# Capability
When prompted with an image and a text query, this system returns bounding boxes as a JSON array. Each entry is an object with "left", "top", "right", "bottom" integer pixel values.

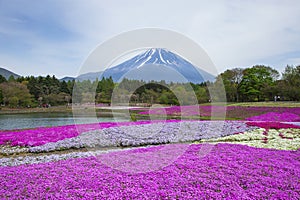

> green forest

[{"left": 0, "top": 65, "right": 299, "bottom": 108}]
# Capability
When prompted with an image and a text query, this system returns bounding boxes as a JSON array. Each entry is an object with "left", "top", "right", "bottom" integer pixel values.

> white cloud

[{"left": 186, "top": 1, "right": 300, "bottom": 72}]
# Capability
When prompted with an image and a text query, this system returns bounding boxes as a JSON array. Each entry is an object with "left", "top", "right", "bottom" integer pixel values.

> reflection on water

[{"left": 0, "top": 112, "right": 128, "bottom": 130}]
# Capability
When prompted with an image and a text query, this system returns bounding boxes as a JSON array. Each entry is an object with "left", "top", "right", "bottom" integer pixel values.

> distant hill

[
  {"left": 0, "top": 67, "right": 20, "bottom": 80},
  {"left": 76, "top": 71, "right": 103, "bottom": 81},
  {"left": 60, "top": 76, "right": 75, "bottom": 82}
]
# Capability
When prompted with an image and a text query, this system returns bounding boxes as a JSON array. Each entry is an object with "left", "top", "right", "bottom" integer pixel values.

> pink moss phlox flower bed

[
  {"left": 138, "top": 105, "right": 229, "bottom": 117},
  {"left": 246, "top": 121, "right": 300, "bottom": 130},
  {"left": 246, "top": 112, "right": 300, "bottom": 122},
  {"left": 0, "top": 120, "right": 179, "bottom": 147},
  {"left": 0, "top": 143, "right": 299, "bottom": 199},
  {"left": 138, "top": 105, "right": 300, "bottom": 120}
]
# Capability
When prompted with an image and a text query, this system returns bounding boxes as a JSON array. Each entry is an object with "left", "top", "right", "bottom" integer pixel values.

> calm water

[{"left": 0, "top": 113, "right": 128, "bottom": 130}]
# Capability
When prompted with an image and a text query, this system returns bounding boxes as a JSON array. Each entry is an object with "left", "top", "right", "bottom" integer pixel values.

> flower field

[
  {"left": 0, "top": 105, "right": 300, "bottom": 199},
  {"left": 0, "top": 120, "right": 163, "bottom": 147},
  {"left": 28, "top": 121, "right": 255, "bottom": 153},
  {"left": 1, "top": 144, "right": 299, "bottom": 199},
  {"left": 201, "top": 128, "right": 300, "bottom": 150},
  {"left": 138, "top": 105, "right": 300, "bottom": 120}
]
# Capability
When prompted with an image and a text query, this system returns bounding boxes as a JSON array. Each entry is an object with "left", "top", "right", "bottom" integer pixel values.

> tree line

[
  {"left": 214, "top": 65, "right": 299, "bottom": 102},
  {"left": 0, "top": 64, "right": 299, "bottom": 108},
  {"left": 0, "top": 75, "right": 74, "bottom": 107}
]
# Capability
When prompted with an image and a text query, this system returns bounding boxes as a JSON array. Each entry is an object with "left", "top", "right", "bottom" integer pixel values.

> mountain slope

[
  {"left": 100, "top": 48, "right": 215, "bottom": 83},
  {"left": 0, "top": 67, "right": 20, "bottom": 80},
  {"left": 60, "top": 76, "right": 75, "bottom": 82},
  {"left": 76, "top": 71, "right": 103, "bottom": 81}
]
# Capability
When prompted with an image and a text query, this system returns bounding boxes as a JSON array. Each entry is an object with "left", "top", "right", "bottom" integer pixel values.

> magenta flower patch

[
  {"left": 246, "top": 112, "right": 300, "bottom": 122},
  {"left": 0, "top": 143, "right": 299, "bottom": 199},
  {"left": 138, "top": 105, "right": 300, "bottom": 120},
  {"left": 246, "top": 121, "right": 300, "bottom": 130}
]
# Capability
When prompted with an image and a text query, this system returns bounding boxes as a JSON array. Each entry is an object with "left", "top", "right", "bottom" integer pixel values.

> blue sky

[{"left": 0, "top": 0, "right": 300, "bottom": 78}]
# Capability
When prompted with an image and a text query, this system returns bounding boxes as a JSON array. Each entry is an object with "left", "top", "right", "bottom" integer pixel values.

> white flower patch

[
  {"left": 28, "top": 121, "right": 256, "bottom": 153},
  {"left": 202, "top": 128, "right": 300, "bottom": 150}
]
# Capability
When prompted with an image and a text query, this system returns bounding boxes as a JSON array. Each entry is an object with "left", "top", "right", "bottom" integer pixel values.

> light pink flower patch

[{"left": 0, "top": 120, "right": 179, "bottom": 147}]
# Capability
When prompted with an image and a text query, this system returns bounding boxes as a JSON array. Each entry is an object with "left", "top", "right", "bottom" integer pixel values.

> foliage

[
  {"left": 215, "top": 68, "right": 243, "bottom": 102},
  {"left": 17, "top": 75, "right": 73, "bottom": 106},
  {"left": 0, "top": 64, "right": 299, "bottom": 106},
  {"left": 109, "top": 79, "right": 206, "bottom": 105},
  {"left": 0, "top": 75, "right": 6, "bottom": 84},
  {"left": 0, "top": 89, "right": 3, "bottom": 104},
  {"left": 96, "top": 77, "right": 114, "bottom": 103},
  {"left": 0, "top": 82, "right": 34, "bottom": 108},
  {"left": 8, "top": 75, "right": 15, "bottom": 82},
  {"left": 43, "top": 92, "right": 70, "bottom": 106},
  {"left": 281, "top": 65, "right": 300, "bottom": 101},
  {"left": 239, "top": 65, "right": 279, "bottom": 101}
]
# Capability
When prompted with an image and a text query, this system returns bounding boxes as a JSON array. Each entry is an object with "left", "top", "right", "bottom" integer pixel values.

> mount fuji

[{"left": 99, "top": 48, "right": 215, "bottom": 83}]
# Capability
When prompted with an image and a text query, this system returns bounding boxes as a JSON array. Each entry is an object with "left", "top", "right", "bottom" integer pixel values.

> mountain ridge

[
  {"left": 0, "top": 67, "right": 20, "bottom": 80},
  {"left": 100, "top": 48, "right": 215, "bottom": 83}
]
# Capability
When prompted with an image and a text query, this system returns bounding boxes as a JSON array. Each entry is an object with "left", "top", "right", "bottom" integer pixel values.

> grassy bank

[
  {"left": 225, "top": 101, "right": 300, "bottom": 107},
  {"left": 1, "top": 101, "right": 299, "bottom": 115},
  {"left": 0, "top": 106, "right": 72, "bottom": 114}
]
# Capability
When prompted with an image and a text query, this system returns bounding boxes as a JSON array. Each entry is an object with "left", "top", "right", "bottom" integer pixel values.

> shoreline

[
  {"left": 0, "top": 101, "right": 299, "bottom": 115},
  {"left": 0, "top": 106, "right": 73, "bottom": 115}
]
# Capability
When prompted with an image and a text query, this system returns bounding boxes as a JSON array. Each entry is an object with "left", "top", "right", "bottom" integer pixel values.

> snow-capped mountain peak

[{"left": 100, "top": 48, "right": 215, "bottom": 83}]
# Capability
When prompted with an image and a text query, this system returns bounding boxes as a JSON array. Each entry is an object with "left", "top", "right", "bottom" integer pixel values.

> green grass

[
  {"left": 0, "top": 106, "right": 72, "bottom": 114},
  {"left": 224, "top": 101, "right": 300, "bottom": 107}
]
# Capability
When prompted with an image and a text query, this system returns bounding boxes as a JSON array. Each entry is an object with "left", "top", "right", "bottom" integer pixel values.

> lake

[{"left": 0, "top": 112, "right": 129, "bottom": 130}]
